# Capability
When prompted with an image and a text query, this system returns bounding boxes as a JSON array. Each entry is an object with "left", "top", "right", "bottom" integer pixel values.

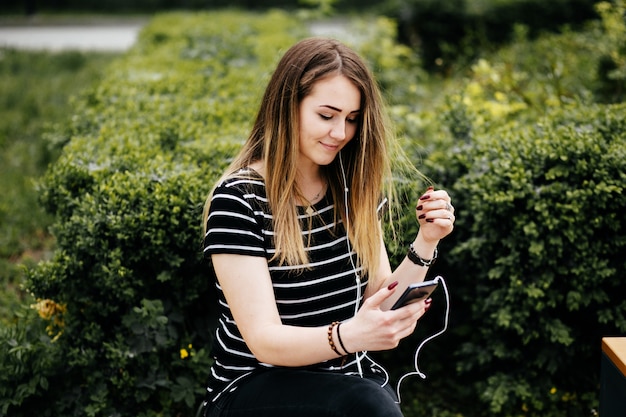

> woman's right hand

[{"left": 339, "top": 281, "right": 429, "bottom": 353}]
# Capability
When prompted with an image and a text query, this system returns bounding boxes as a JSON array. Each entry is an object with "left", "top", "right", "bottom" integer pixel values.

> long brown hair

[{"left": 203, "top": 37, "right": 395, "bottom": 284}]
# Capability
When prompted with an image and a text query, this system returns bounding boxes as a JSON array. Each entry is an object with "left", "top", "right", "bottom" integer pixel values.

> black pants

[{"left": 204, "top": 369, "right": 403, "bottom": 417}]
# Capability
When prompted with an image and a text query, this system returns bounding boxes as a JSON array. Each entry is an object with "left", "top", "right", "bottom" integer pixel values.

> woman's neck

[{"left": 297, "top": 165, "right": 325, "bottom": 198}]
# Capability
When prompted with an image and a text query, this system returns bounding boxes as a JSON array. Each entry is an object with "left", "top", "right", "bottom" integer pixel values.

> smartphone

[{"left": 390, "top": 276, "right": 440, "bottom": 310}]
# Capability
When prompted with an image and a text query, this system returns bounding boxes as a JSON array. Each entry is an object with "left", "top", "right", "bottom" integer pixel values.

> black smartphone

[{"left": 390, "top": 276, "right": 440, "bottom": 310}]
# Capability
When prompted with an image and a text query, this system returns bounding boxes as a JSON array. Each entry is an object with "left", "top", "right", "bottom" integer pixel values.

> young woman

[{"left": 201, "top": 37, "right": 455, "bottom": 417}]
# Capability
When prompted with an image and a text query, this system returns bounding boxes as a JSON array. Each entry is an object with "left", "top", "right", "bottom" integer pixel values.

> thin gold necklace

[{"left": 305, "top": 182, "right": 325, "bottom": 215}]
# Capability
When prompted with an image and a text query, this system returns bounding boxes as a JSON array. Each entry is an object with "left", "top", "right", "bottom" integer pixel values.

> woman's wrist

[
  {"left": 327, "top": 322, "right": 343, "bottom": 357},
  {"left": 408, "top": 243, "right": 437, "bottom": 267},
  {"left": 336, "top": 322, "right": 350, "bottom": 355},
  {"left": 327, "top": 321, "right": 353, "bottom": 357},
  {"left": 411, "top": 234, "right": 439, "bottom": 262},
  {"left": 335, "top": 319, "right": 357, "bottom": 355}
]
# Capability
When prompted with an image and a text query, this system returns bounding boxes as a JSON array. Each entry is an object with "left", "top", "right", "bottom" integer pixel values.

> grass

[{"left": 0, "top": 47, "right": 119, "bottom": 324}]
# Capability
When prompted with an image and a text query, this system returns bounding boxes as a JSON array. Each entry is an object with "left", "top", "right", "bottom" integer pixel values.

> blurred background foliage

[
  {"left": 0, "top": 48, "right": 117, "bottom": 323},
  {"left": 0, "top": 0, "right": 625, "bottom": 416}
]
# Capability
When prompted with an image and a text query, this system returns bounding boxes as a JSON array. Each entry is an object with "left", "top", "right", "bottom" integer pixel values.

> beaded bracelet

[
  {"left": 407, "top": 243, "right": 438, "bottom": 267},
  {"left": 336, "top": 322, "right": 350, "bottom": 355},
  {"left": 327, "top": 321, "right": 343, "bottom": 357}
]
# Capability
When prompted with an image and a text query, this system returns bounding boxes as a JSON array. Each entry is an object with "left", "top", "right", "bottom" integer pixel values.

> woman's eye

[{"left": 319, "top": 113, "right": 359, "bottom": 123}]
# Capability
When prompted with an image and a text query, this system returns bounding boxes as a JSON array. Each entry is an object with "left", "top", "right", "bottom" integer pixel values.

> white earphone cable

[
  {"left": 395, "top": 275, "right": 450, "bottom": 403},
  {"left": 338, "top": 152, "right": 450, "bottom": 392},
  {"left": 339, "top": 152, "right": 364, "bottom": 378}
]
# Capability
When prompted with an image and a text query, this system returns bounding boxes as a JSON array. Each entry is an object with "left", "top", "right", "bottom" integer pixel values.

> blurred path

[
  {"left": 0, "top": 20, "right": 146, "bottom": 51},
  {"left": 0, "top": 17, "right": 348, "bottom": 52}
]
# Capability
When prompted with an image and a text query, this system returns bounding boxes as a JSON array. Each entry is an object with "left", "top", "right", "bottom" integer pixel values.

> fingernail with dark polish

[
  {"left": 419, "top": 194, "right": 431, "bottom": 201},
  {"left": 425, "top": 298, "right": 432, "bottom": 304},
  {"left": 427, "top": 186, "right": 434, "bottom": 191},
  {"left": 426, "top": 218, "right": 434, "bottom": 223},
  {"left": 416, "top": 205, "right": 423, "bottom": 211},
  {"left": 418, "top": 214, "right": 426, "bottom": 219},
  {"left": 387, "top": 281, "right": 399, "bottom": 290}
]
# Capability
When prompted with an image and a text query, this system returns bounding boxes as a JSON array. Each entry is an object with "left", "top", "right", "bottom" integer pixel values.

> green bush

[
  {"left": 0, "top": 305, "right": 62, "bottom": 416},
  {"left": 403, "top": 5, "right": 626, "bottom": 414},
  {"left": 2, "top": 10, "right": 307, "bottom": 417},
  {"left": 382, "top": 5, "right": 626, "bottom": 416},
  {"left": 3, "top": 5, "right": 625, "bottom": 417},
  {"left": 431, "top": 101, "right": 626, "bottom": 416},
  {"left": 0, "top": 48, "right": 117, "bottom": 325}
]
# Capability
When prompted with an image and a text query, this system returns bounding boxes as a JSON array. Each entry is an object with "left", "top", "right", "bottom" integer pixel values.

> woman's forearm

[{"left": 245, "top": 323, "right": 345, "bottom": 367}]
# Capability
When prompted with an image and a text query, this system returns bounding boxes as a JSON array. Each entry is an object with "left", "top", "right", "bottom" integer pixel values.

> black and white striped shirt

[{"left": 202, "top": 169, "right": 384, "bottom": 402}]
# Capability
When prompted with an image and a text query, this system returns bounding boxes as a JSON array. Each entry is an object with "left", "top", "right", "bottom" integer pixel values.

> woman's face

[{"left": 298, "top": 75, "right": 361, "bottom": 170}]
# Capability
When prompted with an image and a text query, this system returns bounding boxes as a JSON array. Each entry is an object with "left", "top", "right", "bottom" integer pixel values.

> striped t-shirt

[{"left": 202, "top": 169, "right": 385, "bottom": 403}]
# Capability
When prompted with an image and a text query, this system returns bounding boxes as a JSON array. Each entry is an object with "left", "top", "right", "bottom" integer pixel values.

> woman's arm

[
  {"left": 368, "top": 187, "right": 455, "bottom": 310},
  {"left": 213, "top": 252, "right": 427, "bottom": 367},
  {"left": 213, "top": 253, "right": 331, "bottom": 366}
]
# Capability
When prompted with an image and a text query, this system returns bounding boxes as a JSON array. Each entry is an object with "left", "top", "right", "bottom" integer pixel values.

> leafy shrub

[
  {"left": 3, "top": 6, "right": 624, "bottom": 417},
  {"left": 383, "top": 5, "right": 626, "bottom": 416},
  {"left": 0, "top": 49, "right": 117, "bottom": 325},
  {"left": 431, "top": 101, "right": 626, "bottom": 416},
  {"left": 0, "top": 305, "right": 62, "bottom": 417},
  {"left": 2, "top": 10, "right": 307, "bottom": 417}
]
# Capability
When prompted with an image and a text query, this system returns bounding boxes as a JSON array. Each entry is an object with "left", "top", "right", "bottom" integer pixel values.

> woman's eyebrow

[{"left": 319, "top": 104, "right": 361, "bottom": 113}]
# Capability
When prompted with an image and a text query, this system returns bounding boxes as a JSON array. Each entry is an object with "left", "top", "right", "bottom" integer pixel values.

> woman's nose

[{"left": 330, "top": 119, "right": 347, "bottom": 140}]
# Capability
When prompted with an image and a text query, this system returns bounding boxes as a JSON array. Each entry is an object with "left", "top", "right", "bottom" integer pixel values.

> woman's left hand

[{"left": 415, "top": 186, "right": 455, "bottom": 243}]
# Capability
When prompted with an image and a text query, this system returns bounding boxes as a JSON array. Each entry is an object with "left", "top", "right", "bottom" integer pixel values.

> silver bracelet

[{"left": 407, "top": 243, "right": 437, "bottom": 267}]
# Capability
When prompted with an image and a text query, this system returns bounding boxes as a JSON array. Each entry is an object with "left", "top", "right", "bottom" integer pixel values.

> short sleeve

[{"left": 203, "top": 181, "right": 266, "bottom": 259}]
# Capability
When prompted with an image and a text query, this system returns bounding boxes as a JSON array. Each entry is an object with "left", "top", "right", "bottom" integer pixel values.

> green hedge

[
  {"left": 1, "top": 10, "right": 306, "bottom": 417},
  {"left": 2, "top": 4, "right": 625, "bottom": 417},
  {"left": 431, "top": 101, "right": 626, "bottom": 416},
  {"left": 395, "top": 4, "right": 626, "bottom": 414},
  {"left": 0, "top": 49, "right": 117, "bottom": 325}
]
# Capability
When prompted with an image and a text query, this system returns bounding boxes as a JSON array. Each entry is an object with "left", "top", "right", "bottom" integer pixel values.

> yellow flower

[
  {"left": 180, "top": 348, "right": 189, "bottom": 359},
  {"left": 31, "top": 299, "right": 64, "bottom": 320},
  {"left": 550, "top": 387, "right": 557, "bottom": 395},
  {"left": 31, "top": 299, "right": 67, "bottom": 340}
]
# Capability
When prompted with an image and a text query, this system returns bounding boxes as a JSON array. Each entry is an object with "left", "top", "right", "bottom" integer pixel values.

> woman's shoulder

[
  {"left": 217, "top": 168, "right": 265, "bottom": 191},
  {"left": 212, "top": 168, "right": 268, "bottom": 211}
]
